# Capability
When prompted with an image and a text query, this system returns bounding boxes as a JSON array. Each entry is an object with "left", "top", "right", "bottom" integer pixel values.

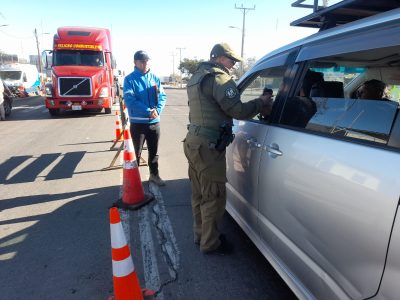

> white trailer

[{"left": 0, "top": 64, "right": 40, "bottom": 97}]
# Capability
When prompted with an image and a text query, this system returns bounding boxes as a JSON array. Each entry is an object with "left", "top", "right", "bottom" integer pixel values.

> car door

[
  {"left": 226, "top": 50, "right": 296, "bottom": 245},
  {"left": 257, "top": 47, "right": 400, "bottom": 299}
]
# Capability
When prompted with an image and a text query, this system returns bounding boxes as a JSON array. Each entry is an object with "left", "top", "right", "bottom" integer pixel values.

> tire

[
  {"left": 4, "top": 101, "right": 12, "bottom": 116},
  {"left": 104, "top": 107, "right": 112, "bottom": 114},
  {"left": 49, "top": 108, "right": 60, "bottom": 116}
]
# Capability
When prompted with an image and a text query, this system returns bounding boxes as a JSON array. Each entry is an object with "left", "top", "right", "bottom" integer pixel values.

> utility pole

[
  {"left": 34, "top": 28, "right": 42, "bottom": 74},
  {"left": 176, "top": 47, "right": 185, "bottom": 88},
  {"left": 235, "top": 4, "right": 255, "bottom": 76}
]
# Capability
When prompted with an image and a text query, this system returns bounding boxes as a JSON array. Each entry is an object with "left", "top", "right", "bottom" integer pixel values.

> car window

[
  {"left": 240, "top": 66, "right": 286, "bottom": 121},
  {"left": 279, "top": 46, "right": 400, "bottom": 148}
]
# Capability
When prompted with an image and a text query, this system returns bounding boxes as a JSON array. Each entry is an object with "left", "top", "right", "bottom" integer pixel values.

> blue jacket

[{"left": 123, "top": 67, "right": 167, "bottom": 124}]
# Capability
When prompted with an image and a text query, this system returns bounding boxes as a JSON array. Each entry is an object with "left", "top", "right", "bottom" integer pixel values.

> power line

[{"left": 0, "top": 29, "right": 34, "bottom": 40}]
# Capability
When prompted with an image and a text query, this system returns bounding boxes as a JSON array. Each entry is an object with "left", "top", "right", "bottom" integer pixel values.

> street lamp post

[
  {"left": 176, "top": 47, "right": 185, "bottom": 88},
  {"left": 170, "top": 52, "right": 176, "bottom": 84},
  {"left": 228, "top": 25, "right": 244, "bottom": 76},
  {"left": 0, "top": 25, "right": 9, "bottom": 65}
]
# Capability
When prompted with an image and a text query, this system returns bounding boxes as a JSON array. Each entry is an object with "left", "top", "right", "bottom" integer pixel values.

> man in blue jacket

[{"left": 123, "top": 50, "right": 167, "bottom": 186}]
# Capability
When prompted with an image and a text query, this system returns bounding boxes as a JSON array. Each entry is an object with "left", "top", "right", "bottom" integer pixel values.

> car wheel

[
  {"left": 49, "top": 108, "right": 60, "bottom": 116},
  {"left": 104, "top": 107, "right": 112, "bottom": 114},
  {"left": 4, "top": 101, "right": 12, "bottom": 116}
]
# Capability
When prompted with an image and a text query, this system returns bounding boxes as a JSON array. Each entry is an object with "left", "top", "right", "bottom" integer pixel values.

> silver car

[{"left": 226, "top": 2, "right": 400, "bottom": 300}]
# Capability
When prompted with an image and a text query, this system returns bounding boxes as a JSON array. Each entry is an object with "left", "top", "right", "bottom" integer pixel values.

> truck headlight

[
  {"left": 99, "top": 87, "right": 109, "bottom": 97},
  {"left": 45, "top": 84, "right": 53, "bottom": 96}
]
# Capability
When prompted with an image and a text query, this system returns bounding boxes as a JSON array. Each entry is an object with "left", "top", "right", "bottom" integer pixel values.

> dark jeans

[{"left": 130, "top": 122, "right": 160, "bottom": 176}]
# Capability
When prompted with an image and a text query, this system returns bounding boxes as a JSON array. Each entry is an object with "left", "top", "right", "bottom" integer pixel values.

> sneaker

[{"left": 149, "top": 174, "right": 166, "bottom": 186}]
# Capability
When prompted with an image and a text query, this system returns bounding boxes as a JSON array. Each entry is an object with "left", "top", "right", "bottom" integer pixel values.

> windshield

[
  {"left": 0, "top": 71, "right": 22, "bottom": 80},
  {"left": 53, "top": 50, "right": 104, "bottom": 67}
]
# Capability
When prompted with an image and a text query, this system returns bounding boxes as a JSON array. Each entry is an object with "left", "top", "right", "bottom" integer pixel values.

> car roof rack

[{"left": 291, "top": 0, "right": 400, "bottom": 31}]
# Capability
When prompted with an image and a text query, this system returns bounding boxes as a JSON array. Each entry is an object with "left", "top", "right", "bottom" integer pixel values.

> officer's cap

[
  {"left": 210, "top": 43, "right": 242, "bottom": 62},
  {"left": 134, "top": 50, "right": 150, "bottom": 61}
]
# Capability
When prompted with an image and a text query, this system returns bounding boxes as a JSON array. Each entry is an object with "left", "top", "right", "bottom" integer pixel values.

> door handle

[
  {"left": 246, "top": 137, "right": 261, "bottom": 148},
  {"left": 264, "top": 143, "right": 283, "bottom": 157}
]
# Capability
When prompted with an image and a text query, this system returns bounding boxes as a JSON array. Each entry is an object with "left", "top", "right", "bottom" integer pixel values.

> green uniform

[{"left": 183, "top": 61, "right": 263, "bottom": 252}]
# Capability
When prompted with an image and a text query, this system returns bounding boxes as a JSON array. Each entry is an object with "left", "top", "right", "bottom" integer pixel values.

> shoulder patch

[{"left": 225, "top": 87, "right": 237, "bottom": 99}]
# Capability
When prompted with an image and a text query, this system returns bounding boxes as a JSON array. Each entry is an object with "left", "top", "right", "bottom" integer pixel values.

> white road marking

[
  {"left": 149, "top": 183, "right": 181, "bottom": 275},
  {"left": 13, "top": 105, "right": 45, "bottom": 111},
  {"left": 138, "top": 206, "right": 163, "bottom": 299}
]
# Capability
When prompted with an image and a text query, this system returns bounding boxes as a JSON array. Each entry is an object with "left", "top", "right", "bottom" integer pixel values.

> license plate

[{"left": 72, "top": 105, "right": 82, "bottom": 111}]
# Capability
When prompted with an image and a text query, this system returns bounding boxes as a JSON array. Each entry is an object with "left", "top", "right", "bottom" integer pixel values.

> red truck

[{"left": 42, "top": 26, "right": 116, "bottom": 116}]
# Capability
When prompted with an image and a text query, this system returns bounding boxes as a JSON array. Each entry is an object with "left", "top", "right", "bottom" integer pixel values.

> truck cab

[{"left": 43, "top": 27, "right": 116, "bottom": 116}]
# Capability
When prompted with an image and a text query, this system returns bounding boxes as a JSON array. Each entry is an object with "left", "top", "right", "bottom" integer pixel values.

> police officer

[{"left": 183, "top": 43, "right": 272, "bottom": 255}]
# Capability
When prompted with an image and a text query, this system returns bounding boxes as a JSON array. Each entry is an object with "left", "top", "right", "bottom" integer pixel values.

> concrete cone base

[
  {"left": 114, "top": 192, "right": 155, "bottom": 210},
  {"left": 142, "top": 288, "right": 156, "bottom": 300},
  {"left": 108, "top": 288, "right": 155, "bottom": 300}
]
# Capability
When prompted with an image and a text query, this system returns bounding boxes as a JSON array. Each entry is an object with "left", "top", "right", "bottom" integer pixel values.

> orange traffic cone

[
  {"left": 114, "top": 111, "right": 123, "bottom": 142},
  {"left": 109, "top": 207, "right": 155, "bottom": 300},
  {"left": 115, "top": 129, "right": 154, "bottom": 210}
]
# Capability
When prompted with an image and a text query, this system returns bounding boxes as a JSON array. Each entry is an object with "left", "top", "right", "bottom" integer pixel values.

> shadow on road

[
  {"left": 0, "top": 152, "right": 86, "bottom": 184},
  {"left": 0, "top": 175, "right": 296, "bottom": 299},
  {"left": 0, "top": 186, "right": 119, "bottom": 300}
]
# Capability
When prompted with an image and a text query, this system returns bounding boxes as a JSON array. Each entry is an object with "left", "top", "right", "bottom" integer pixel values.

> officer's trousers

[{"left": 183, "top": 133, "right": 226, "bottom": 252}]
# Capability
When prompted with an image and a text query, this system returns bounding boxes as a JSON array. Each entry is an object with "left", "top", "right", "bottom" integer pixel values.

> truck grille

[{"left": 58, "top": 77, "right": 92, "bottom": 97}]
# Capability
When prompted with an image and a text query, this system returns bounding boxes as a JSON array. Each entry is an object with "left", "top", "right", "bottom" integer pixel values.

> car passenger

[
  {"left": 300, "top": 70, "right": 324, "bottom": 97},
  {"left": 356, "top": 79, "right": 389, "bottom": 100},
  {"left": 281, "top": 70, "right": 320, "bottom": 128},
  {"left": 262, "top": 87, "right": 274, "bottom": 98}
]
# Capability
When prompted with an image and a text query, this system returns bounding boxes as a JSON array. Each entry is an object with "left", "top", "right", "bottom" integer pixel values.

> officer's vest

[{"left": 187, "top": 64, "right": 232, "bottom": 131}]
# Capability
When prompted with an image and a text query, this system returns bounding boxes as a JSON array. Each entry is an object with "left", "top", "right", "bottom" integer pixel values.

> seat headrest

[{"left": 310, "top": 81, "right": 344, "bottom": 98}]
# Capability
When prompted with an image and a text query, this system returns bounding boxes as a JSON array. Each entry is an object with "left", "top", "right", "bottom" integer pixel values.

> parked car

[{"left": 226, "top": 1, "right": 400, "bottom": 300}]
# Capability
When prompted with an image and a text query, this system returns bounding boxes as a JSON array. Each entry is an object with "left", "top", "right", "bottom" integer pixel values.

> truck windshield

[
  {"left": 53, "top": 50, "right": 104, "bottom": 67},
  {"left": 0, "top": 71, "right": 22, "bottom": 80}
]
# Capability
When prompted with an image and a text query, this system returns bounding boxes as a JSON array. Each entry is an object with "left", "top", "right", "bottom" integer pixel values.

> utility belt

[{"left": 187, "top": 123, "right": 235, "bottom": 152}]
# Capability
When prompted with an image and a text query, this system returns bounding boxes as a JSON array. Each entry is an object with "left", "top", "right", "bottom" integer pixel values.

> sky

[{"left": 0, "top": 0, "right": 329, "bottom": 76}]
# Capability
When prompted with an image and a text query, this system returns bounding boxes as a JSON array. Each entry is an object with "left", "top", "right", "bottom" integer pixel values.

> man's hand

[
  {"left": 259, "top": 95, "right": 273, "bottom": 117},
  {"left": 149, "top": 108, "right": 159, "bottom": 119}
]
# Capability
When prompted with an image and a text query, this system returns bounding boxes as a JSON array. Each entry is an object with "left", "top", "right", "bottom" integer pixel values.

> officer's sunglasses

[{"left": 225, "top": 56, "right": 236, "bottom": 65}]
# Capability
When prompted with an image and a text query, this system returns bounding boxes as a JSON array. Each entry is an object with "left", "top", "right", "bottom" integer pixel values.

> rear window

[
  {"left": 67, "top": 31, "right": 90, "bottom": 36},
  {"left": 0, "top": 71, "right": 22, "bottom": 81}
]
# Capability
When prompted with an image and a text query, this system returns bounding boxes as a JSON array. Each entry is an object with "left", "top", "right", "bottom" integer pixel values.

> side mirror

[{"left": 41, "top": 50, "right": 52, "bottom": 69}]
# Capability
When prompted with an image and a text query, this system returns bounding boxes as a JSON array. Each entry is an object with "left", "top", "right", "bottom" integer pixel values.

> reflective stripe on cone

[
  {"left": 109, "top": 207, "right": 144, "bottom": 300},
  {"left": 117, "top": 128, "right": 154, "bottom": 209}
]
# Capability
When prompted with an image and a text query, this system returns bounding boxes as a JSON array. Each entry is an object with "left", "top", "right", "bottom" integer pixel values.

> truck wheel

[
  {"left": 104, "top": 107, "right": 112, "bottom": 114},
  {"left": 49, "top": 108, "right": 60, "bottom": 116}
]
